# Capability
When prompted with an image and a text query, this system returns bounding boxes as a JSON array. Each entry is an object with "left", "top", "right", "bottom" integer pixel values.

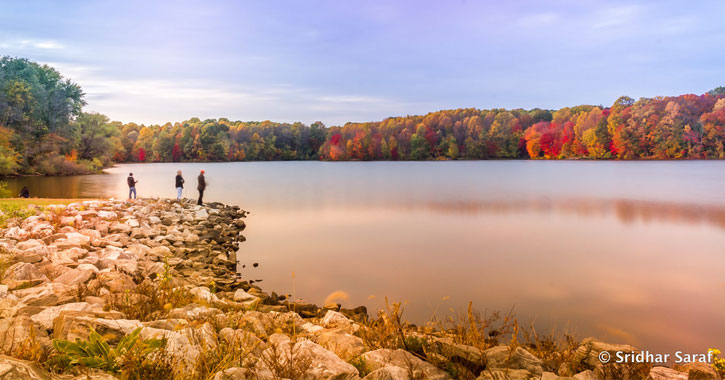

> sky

[{"left": 1, "top": 0, "right": 723, "bottom": 126}]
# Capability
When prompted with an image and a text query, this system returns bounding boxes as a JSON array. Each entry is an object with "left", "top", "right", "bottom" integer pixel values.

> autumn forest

[{"left": 2, "top": 56, "right": 725, "bottom": 176}]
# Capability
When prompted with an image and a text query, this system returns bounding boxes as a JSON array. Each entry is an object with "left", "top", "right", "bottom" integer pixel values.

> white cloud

[
  {"left": 0, "top": 38, "right": 65, "bottom": 50},
  {"left": 44, "top": 62, "right": 416, "bottom": 126}
]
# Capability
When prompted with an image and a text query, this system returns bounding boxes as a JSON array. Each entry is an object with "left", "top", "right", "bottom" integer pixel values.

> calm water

[{"left": 5, "top": 161, "right": 725, "bottom": 353}]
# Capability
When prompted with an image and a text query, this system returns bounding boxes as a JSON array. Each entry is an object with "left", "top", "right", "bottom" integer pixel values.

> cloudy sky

[{"left": 1, "top": 0, "right": 722, "bottom": 126}]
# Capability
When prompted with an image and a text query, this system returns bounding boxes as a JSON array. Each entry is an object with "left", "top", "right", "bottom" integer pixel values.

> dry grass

[
  {"left": 357, "top": 298, "right": 408, "bottom": 351},
  {"left": 106, "top": 279, "right": 194, "bottom": 322},
  {"left": 258, "top": 338, "right": 313, "bottom": 380}
]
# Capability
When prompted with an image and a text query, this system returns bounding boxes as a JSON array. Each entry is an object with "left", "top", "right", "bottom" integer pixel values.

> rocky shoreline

[{"left": 0, "top": 198, "right": 720, "bottom": 380}]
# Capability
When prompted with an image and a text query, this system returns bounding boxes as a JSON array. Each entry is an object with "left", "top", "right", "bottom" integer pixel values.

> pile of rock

[{"left": 0, "top": 198, "right": 719, "bottom": 380}]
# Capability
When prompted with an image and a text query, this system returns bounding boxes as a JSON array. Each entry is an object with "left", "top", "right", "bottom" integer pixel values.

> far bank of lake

[{"left": 4, "top": 160, "right": 725, "bottom": 354}]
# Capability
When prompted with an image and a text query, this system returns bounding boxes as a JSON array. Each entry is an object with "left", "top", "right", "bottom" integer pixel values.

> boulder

[
  {"left": 1, "top": 262, "right": 48, "bottom": 290},
  {"left": 476, "top": 369, "right": 539, "bottom": 380},
  {"left": 320, "top": 310, "right": 354, "bottom": 329},
  {"left": 30, "top": 302, "right": 102, "bottom": 330},
  {"left": 53, "top": 232, "right": 91, "bottom": 249},
  {"left": 53, "top": 312, "right": 143, "bottom": 344},
  {"left": 362, "top": 366, "right": 412, "bottom": 380},
  {"left": 140, "top": 323, "right": 217, "bottom": 367},
  {"left": 361, "top": 349, "right": 451, "bottom": 380},
  {"left": 314, "top": 328, "right": 365, "bottom": 361},
  {"left": 5, "top": 227, "right": 29, "bottom": 241},
  {"left": 167, "top": 304, "right": 223, "bottom": 321},
  {"left": 14, "top": 239, "right": 45, "bottom": 251},
  {"left": 233, "top": 288, "right": 259, "bottom": 302},
  {"left": 573, "top": 370, "right": 597, "bottom": 380},
  {"left": 678, "top": 362, "right": 722, "bottom": 380},
  {"left": 97, "top": 211, "right": 117, "bottom": 220},
  {"left": 218, "top": 327, "right": 267, "bottom": 356},
  {"left": 190, "top": 286, "right": 224, "bottom": 305},
  {"left": 13, "top": 283, "right": 72, "bottom": 307},
  {"left": 52, "top": 268, "right": 94, "bottom": 286},
  {"left": 0, "top": 355, "right": 57, "bottom": 380},
  {"left": 112, "top": 259, "right": 138, "bottom": 275},
  {"left": 426, "top": 336, "right": 483, "bottom": 372},
  {"left": 0, "top": 316, "right": 51, "bottom": 354},
  {"left": 483, "top": 346, "right": 544, "bottom": 375},
  {"left": 48, "top": 247, "right": 87, "bottom": 266},
  {"left": 257, "top": 338, "right": 360, "bottom": 380},
  {"left": 648, "top": 366, "right": 688, "bottom": 380},
  {"left": 572, "top": 338, "right": 637, "bottom": 370},
  {"left": 95, "top": 271, "right": 136, "bottom": 293}
]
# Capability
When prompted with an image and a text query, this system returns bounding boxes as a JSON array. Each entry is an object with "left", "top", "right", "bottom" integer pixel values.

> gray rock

[
  {"left": 233, "top": 288, "right": 259, "bottom": 303},
  {"left": 476, "top": 369, "right": 539, "bottom": 380},
  {"left": 483, "top": 346, "right": 544, "bottom": 375},
  {"left": 167, "top": 304, "right": 223, "bottom": 321},
  {"left": 315, "top": 328, "right": 365, "bottom": 361},
  {"left": 1, "top": 262, "right": 48, "bottom": 289},
  {"left": 30, "top": 302, "right": 102, "bottom": 330},
  {"left": 320, "top": 310, "right": 353, "bottom": 329},
  {"left": 648, "top": 366, "right": 688, "bottom": 380},
  {"left": 0, "top": 317, "right": 51, "bottom": 354},
  {"left": 0, "top": 354, "right": 58, "bottom": 380},
  {"left": 53, "top": 312, "right": 143, "bottom": 344},
  {"left": 362, "top": 366, "right": 411, "bottom": 380},
  {"left": 361, "top": 349, "right": 451, "bottom": 380},
  {"left": 257, "top": 338, "right": 360, "bottom": 380},
  {"left": 572, "top": 338, "right": 637, "bottom": 370}
]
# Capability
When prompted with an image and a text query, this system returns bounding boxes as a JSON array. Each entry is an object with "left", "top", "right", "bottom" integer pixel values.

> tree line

[{"left": 2, "top": 56, "right": 725, "bottom": 176}]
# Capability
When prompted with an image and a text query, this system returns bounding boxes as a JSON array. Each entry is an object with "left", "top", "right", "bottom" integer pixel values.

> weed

[
  {"left": 598, "top": 361, "right": 651, "bottom": 380},
  {"left": 52, "top": 327, "right": 164, "bottom": 374},
  {"left": 711, "top": 348, "right": 725, "bottom": 377},
  {"left": 184, "top": 330, "right": 258, "bottom": 380},
  {"left": 107, "top": 279, "right": 193, "bottom": 321},
  {"left": 348, "top": 356, "right": 371, "bottom": 377},
  {"left": 357, "top": 298, "right": 408, "bottom": 351},
  {"left": 259, "top": 338, "right": 313, "bottom": 380}
]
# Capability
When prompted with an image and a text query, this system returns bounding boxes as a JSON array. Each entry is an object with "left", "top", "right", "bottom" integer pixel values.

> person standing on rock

[
  {"left": 175, "top": 170, "right": 185, "bottom": 200},
  {"left": 127, "top": 173, "right": 138, "bottom": 199},
  {"left": 197, "top": 170, "right": 206, "bottom": 205}
]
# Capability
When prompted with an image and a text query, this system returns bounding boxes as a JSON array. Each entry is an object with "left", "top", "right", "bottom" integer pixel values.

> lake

[{"left": 4, "top": 161, "right": 725, "bottom": 354}]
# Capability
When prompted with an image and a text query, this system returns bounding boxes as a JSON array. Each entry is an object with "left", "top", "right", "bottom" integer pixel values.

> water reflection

[
  {"left": 2, "top": 161, "right": 724, "bottom": 354},
  {"left": 408, "top": 198, "right": 725, "bottom": 230}
]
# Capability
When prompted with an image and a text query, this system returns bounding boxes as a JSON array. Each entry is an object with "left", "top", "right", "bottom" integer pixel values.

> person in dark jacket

[
  {"left": 175, "top": 170, "right": 185, "bottom": 200},
  {"left": 127, "top": 173, "right": 138, "bottom": 199},
  {"left": 18, "top": 186, "right": 29, "bottom": 198},
  {"left": 197, "top": 170, "right": 206, "bottom": 205}
]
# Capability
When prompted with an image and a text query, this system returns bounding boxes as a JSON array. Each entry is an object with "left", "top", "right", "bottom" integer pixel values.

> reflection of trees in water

[
  {"left": 416, "top": 199, "right": 725, "bottom": 229},
  {"left": 2, "top": 176, "right": 92, "bottom": 198}
]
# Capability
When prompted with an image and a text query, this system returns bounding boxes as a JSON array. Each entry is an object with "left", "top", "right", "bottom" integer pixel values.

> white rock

[
  {"left": 52, "top": 268, "right": 94, "bottom": 286},
  {"left": 362, "top": 349, "right": 451, "bottom": 380},
  {"left": 98, "top": 211, "right": 117, "bottom": 219},
  {"left": 233, "top": 288, "right": 259, "bottom": 302},
  {"left": 321, "top": 310, "right": 353, "bottom": 328},
  {"left": 257, "top": 339, "right": 360, "bottom": 380},
  {"left": 190, "top": 286, "right": 223, "bottom": 304},
  {"left": 195, "top": 209, "right": 209, "bottom": 219},
  {"left": 30, "top": 302, "right": 101, "bottom": 330},
  {"left": 648, "top": 367, "right": 688, "bottom": 380},
  {"left": 5, "top": 227, "right": 29, "bottom": 240}
]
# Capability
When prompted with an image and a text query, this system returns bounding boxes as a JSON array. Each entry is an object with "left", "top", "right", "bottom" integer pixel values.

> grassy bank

[{"left": 0, "top": 198, "right": 97, "bottom": 226}]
